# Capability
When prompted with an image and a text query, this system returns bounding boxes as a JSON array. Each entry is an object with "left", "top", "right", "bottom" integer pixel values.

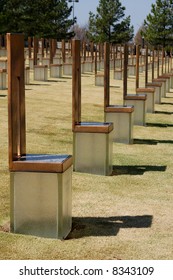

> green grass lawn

[{"left": 0, "top": 67, "right": 173, "bottom": 260}]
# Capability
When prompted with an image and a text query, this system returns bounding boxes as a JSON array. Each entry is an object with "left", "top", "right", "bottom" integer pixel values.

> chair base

[
  {"left": 10, "top": 166, "right": 72, "bottom": 239},
  {"left": 105, "top": 105, "right": 134, "bottom": 144},
  {"left": 10, "top": 154, "right": 72, "bottom": 239},
  {"left": 73, "top": 122, "right": 113, "bottom": 176},
  {"left": 124, "top": 94, "right": 147, "bottom": 126}
]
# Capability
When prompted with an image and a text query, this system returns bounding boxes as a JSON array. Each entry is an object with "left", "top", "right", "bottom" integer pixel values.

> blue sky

[{"left": 68, "top": 0, "right": 156, "bottom": 34}]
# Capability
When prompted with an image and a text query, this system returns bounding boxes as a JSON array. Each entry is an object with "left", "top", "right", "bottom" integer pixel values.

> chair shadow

[
  {"left": 134, "top": 138, "right": 173, "bottom": 145},
  {"left": 47, "top": 79, "right": 67, "bottom": 83},
  {"left": 146, "top": 122, "right": 173, "bottom": 128},
  {"left": 161, "top": 102, "right": 173, "bottom": 105},
  {"left": 67, "top": 215, "right": 153, "bottom": 239},
  {"left": 59, "top": 76, "right": 72, "bottom": 80},
  {"left": 29, "top": 83, "right": 51, "bottom": 86},
  {"left": 112, "top": 165, "right": 166, "bottom": 176},
  {"left": 0, "top": 94, "right": 7, "bottom": 97},
  {"left": 155, "top": 111, "right": 173, "bottom": 115},
  {"left": 110, "top": 85, "right": 121, "bottom": 88}
]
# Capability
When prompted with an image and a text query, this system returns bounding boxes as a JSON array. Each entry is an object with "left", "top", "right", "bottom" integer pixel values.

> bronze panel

[
  {"left": 72, "top": 39, "right": 81, "bottom": 131},
  {"left": 105, "top": 105, "right": 134, "bottom": 113},
  {"left": 137, "top": 88, "right": 155, "bottom": 93},
  {"left": 124, "top": 94, "right": 147, "bottom": 101},
  {"left": 73, "top": 122, "right": 113, "bottom": 133},
  {"left": 7, "top": 33, "right": 26, "bottom": 169},
  {"left": 11, "top": 155, "right": 73, "bottom": 173},
  {"left": 123, "top": 44, "right": 128, "bottom": 98},
  {"left": 104, "top": 42, "right": 110, "bottom": 109}
]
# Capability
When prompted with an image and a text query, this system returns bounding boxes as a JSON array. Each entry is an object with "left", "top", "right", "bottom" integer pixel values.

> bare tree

[
  {"left": 134, "top": 24, "right": 146, "bottom": 47},
  {"left": 73, "top": 24, "right": 89, "bottom": 42}
]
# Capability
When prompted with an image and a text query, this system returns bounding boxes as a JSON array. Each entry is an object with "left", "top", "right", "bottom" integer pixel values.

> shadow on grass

[
  {"left": 68, "top": 215, "right": 153, "bottom": 239},
  {"left": 110, "top": 85, "right": 121, "bottom": 88},
  {"left": 146, "top": 122, "right": 173, "bottom": 127},
  {"left": 155, "top": 111, "right": 173, "bottom": 115},
  {"left": 112, "top": 165, "right": 166, "bottom": 176},
  {"left": 134, "top": 138, "right": 173, "bottom": 145},
  {"left": 47, "top": 79, "right": 67, "bottom": 83},
  {"left": 161, "top": 102, "right": 173, "bottom": 105},
  {"left": 29, "top": 83, "right": 51, "bottom": 86},
  {"left": 58, "top": 76, "right": 72, "bottom": 80}
]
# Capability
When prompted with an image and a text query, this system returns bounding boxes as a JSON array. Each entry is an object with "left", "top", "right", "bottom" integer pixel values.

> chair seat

[
  {"left": 136, "top": 87, "right": 155, "bottom": 93},
  {"left": 73, "top": 122, "right": 113, "bottom": 133},
  {"left": 105, "top": 105, "right": 134, "bottom": 113},
  {"left": 124, "top": 94, "right": 147, "bottom": 100},
  {"left": 10, "top": 154, "right": 72, "bottom": 173},
  {"left": 153, "top": 78, "right": 166, "bottom": 82},
  {"left": 146, "top": 82, "right": 162, "bottom": 87},
  {"left": 159, "top": 74, "right": 172, "bottom": 78}
]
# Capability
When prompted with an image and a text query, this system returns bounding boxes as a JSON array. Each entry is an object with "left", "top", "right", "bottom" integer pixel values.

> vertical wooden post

[
  {"left": 83, "top": 41, "right": 86, "bottom": 62},
  {"left": 101, "top": 44, "right": 104, "bottom": 60},
  {"left": 49, "top": 39, "right": 53, "bottom": 64},
  {"left": 54, "top": 39, "right": 57, "bottom": 57},
  {"left": 7, "top": 33, "right": 26, "bottom": 169},
  {"left": 90, "top": 42, "right": 94, "bottom": 62},
  {"left": 33, "top": 37, "right": 38, "bottom": 65},
  {"left": 45, "top": 39, "right": 49, "bottom": 55},
  {"left": 167, "top": 53, "right": 170, "bottom": 73},
  {"left": 95, "top": 46, "right": 97, "bottom": 75},
  {"left": 87, "top": 44, "right": 90, "bottom": 58},
  {"left": 110, "top": 43, "right": 113, "bottom": 60},
  {"left": 69, "top": 40, "right": 72, "bottom": 57},
  {"left": 162, "top": 48, "right": 164, "bottom": 74},
  {"left": 157, "top": 48, "right": 160, "bottom": 77},
  {"left": 28, "top": 37, "right": 32, "bottom": 59},
  {"left": 152, "top": 47, "right": 155, "bottom": 80},
  {"left": 72, "top": 40, "right": 81, "bottom": 131},
  {"left": 170, "top": 49, "right": 172, "bottom": 72},
  {"left": 62, "top": 39, "right": 66, "bottom": 63},
  {"left": 115, "top": 45, "right": 118, "bottom": 58},
  {"left": 123, "top": 44, "right": 128, "bottom": 98},
  {"left": 104, "top": 42, "right": 110, "bottom": 109},
  {"left": 4, "top": 34, "right": 7, "bottom": 48},
  {"left": 99, "top": 43, "right": 101, "bottom": 61},
  {"left": 165, "top": 53, "right": 168, "bottom": 73},
  {"left": 145, "top": 45, "right": 149, "bottom": 86},
  {"left": 136, "top": 44, "right": 140, "bottom": 90},
  {"left": 120, "top": 45, "right": 123, "bottom": 70},
  {"left": 113, "top": 45, "right": 116, "bottom": 71},
  {"left": 41, "top": 38, "right": 44, "bottom": 58}
]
